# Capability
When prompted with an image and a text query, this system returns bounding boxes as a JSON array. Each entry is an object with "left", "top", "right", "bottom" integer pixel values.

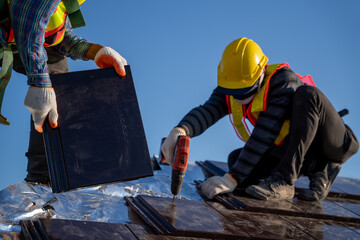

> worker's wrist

[
  {"left": 176, "top": 125, "right": 189, "bottom": 136},
  {"left": 174, "top": 127, "right": 186, "bottom": 135},
  {"left": 226, "top": 173, "right": 238, "bottom": 185},
  {"left": 86, "top": 44, "right": 104, "bottom": 60},
  {"left": 27, "top": 73, "right": 52, "bottom": 87}
]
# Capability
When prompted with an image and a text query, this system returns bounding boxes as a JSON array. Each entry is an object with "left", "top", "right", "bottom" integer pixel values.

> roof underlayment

[
  {"left": 1, "top": 161, "right": 360, "bottom": 239},
  {"left": 0, "top": 163, "right": 203, "bottom": 233}
]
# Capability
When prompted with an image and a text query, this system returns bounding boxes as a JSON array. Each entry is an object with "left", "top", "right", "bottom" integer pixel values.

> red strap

[
  {"left": 226, "top": 95, "right": 246, "bottom": 142},
  {"left": 296, "top": 73, "right": 316, "bottom": 87}
]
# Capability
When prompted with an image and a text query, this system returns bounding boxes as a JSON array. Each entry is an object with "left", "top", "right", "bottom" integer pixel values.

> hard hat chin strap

[{"left": 257, "top": 69, "right": 266, "bottom": 92}]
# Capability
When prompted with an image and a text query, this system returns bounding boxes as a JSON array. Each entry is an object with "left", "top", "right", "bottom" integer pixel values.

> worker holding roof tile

[
  {"left": 162, "top": 38, "right": 359, "bottom": 201},
  {"left": 0, "top": 0, "right": 127, "bottom": 184}
]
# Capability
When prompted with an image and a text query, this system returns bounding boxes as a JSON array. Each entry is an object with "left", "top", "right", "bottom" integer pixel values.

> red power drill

[{"left": 171, "top": 136, "right": 190, "bottom": 204}]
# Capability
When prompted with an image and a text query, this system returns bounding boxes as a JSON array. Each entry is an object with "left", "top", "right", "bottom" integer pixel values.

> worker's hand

[
  {"left": 94, "top": 47, "right": 127, "bottom": 77},
  {"left": 161, "top": 127, "right": 186, "bottom": 166},
  {"left": 24, "top": 86, "right": 58, "bottom": 133},
  {"left": 199, "top": 173, "right": 237, "bottom": 199}
]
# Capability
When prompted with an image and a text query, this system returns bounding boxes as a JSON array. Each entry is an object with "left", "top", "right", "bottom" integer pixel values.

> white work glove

[
  {"left": 199, "top": 173, "right": 237, "bottom": 199},
  {"left": 161, "top": 127, "right": 186, "bottom": 166},
  {"left": 24, "top": 86, "right": 58, "bottom": 133},
  {"left": 94, "top": 47, "right": 127, "bottom": 77}
]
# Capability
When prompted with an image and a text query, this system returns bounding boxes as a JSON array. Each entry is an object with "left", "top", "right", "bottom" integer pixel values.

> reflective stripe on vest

[
  {"left": 6, "top": 0, "right": 85, "bottom": 47},
  {"left": 226, "top": 63, "right": 316, "bottom": 146}
]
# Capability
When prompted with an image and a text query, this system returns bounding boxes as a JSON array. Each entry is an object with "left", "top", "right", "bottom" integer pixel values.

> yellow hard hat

[{"left": 217, "top": 38, "right": 268, "bottom": 93}]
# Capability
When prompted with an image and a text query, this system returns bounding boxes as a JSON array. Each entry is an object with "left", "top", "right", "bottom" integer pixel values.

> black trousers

[
  {"left": 229, "top": 85, "right": 359, "bottom": 186},
  {"left": 275, "top": 85, "right": 358, "bottom": 185},
  {"left": 11, "top": 47, "right": 69, "bottom": 183}
]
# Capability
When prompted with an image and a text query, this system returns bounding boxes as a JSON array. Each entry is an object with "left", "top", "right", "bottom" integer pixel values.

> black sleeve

[
  {"left": 177, "top": 88, "right": 228, "bottom": 137},
  {"left": 229, "top": 67, "right": 304, "bottom": 184}
]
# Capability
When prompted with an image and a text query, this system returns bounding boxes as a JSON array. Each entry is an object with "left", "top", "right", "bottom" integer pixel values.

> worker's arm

[
  {"left": 54, "top": 24, "right": 127, "bottom": 77},
  {"left": 229, "top": 67, "right": 303, "bottom": 185},
  {"left": 161, "top": 89, "right": 228, "bottom": 165},
  {"left": 10, "top": 0, "right": 61, "bottom": 132},
  {"left": 52, "top": 25, "right": 93, "bottom": 61},
  {"left": 177, "top": 88, "right": 229, "bottom": 137},
  {"left": 9, "top": 0, "right": 60, "bottom": 87}
]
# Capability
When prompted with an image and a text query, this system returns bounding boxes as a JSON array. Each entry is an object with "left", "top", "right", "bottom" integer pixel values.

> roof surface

[{"left": 1, "top": 161, "right": 360, "bottom": 239}]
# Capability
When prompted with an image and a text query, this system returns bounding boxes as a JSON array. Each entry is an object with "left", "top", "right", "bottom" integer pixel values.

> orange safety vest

[
  {"left": 6, "top": 0, "right": 85, "bottom": 47},
  {"left": 226, "top": 63, "right": 316, "bottom": 146}
]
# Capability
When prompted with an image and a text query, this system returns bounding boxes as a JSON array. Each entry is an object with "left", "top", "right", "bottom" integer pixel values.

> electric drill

[{"left": 171, "top": 136, "right": 190, "bottom": 204}]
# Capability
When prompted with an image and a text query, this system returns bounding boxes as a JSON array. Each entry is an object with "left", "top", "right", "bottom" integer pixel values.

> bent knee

[
  {"left": 294, "top": 85, "right": 320, "bottom": 98},
  {"left": 293, "top": 85, "right": 325, "bottom": 107}
]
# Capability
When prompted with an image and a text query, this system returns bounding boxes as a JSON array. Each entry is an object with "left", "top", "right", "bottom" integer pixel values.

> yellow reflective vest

[
  {"left": 226, "top": 63, "right": 316, "bottom": 146},
  {"left": 7, "top": 0, "right": 85, "bottom": 47}
]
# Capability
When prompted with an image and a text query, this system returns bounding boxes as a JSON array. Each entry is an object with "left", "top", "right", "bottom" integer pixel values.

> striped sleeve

[
  {"left": 53, "top": 22, "right": 93, "bottom": 61},
  {"left": 229, "top": 67, "right": 304, "bottom": 184}
]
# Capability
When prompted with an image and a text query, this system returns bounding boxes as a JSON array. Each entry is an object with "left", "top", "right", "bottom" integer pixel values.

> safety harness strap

[
  {"left": 63, "top": 0, "right": 86, "bottom": 28},
  {"left": 0, "top": 45, "right": 13, "bottom": 126}
]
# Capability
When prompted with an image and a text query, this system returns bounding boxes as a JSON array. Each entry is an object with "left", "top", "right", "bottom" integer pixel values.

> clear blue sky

[{"left": 1, "top": 0, "right": 359, "bottom": 190}]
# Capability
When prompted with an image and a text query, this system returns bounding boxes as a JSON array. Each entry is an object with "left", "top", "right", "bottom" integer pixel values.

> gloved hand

[
  {"left": 161, "top": 127, "right": 186, "bottom": 166},
  {"left": 199, "top": 173, "right": 237, "bottom": 199},
  {"left": 94, "top": 47, "right": 127, "bottom": 77},
  {"left": 24, "top": 86, "right": 58, "bottom": 133}
]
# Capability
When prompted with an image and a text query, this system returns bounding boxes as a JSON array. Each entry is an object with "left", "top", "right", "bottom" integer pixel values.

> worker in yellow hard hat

[
  {"left": 0, "top": 0, "right": 127, "bottom": 184},
  {"left": 162, "top": 37, "right": 359, "bottom": 201}
]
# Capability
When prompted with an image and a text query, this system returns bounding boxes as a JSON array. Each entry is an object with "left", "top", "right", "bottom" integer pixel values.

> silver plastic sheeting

[{"left": 0, "top": 162, "right": 205, "bottom": 233}]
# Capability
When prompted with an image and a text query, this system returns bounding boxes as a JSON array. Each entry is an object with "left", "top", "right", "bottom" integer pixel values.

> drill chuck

[{"left": 171, "top": 170, "right": 186, "bottom": 196}]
